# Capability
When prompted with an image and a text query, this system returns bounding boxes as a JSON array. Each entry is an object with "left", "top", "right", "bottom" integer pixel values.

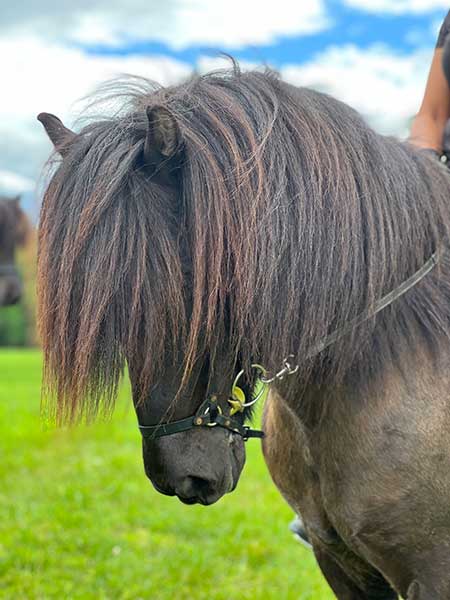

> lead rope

[{"left": 249, "top": 251, "right": 440, "bottom": 393}]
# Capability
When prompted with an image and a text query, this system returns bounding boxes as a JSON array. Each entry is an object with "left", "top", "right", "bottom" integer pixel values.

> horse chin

[{"left": 142, "top": 429, "right": 246, "bottom": 506}]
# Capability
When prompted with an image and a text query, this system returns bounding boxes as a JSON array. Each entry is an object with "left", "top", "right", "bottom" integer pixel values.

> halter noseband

[{"left": 139, "top": 394, "right": 264, "bottom": 441}]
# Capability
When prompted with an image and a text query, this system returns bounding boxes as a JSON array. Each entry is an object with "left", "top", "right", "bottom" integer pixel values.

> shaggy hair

[{"left": 38, "top": 65, "right": 450, "bottom": 423}]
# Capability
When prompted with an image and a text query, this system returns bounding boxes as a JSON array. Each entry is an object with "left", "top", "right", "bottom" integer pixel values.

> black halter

[{"left": 139, "top": 395, "right": 264, "bottom": 441}]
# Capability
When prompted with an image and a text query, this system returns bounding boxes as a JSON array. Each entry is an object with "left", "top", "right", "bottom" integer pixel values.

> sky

[{"left": 1, "top": 0, "right": 449, "bottom": 216}]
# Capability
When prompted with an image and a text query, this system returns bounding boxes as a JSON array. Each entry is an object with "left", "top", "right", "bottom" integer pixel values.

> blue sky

[
  {"left": 0, "top": 0, "right": 448, "bottom": 215},
  {"left": 83, "top": 3, "right": 446, "bottom": 65}
]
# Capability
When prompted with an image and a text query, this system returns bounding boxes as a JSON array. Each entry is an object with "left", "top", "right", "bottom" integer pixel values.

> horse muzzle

[{"left": 142, "top": 425, "right": 246, "bottom": 506}]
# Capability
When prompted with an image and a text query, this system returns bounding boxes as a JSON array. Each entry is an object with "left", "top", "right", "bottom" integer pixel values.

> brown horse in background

[
  {"left": 0, "top": 196, "right": 28, "bottom": 306},
  {"left": 37, "top": 64, "right": 450, "bottom": 599}
]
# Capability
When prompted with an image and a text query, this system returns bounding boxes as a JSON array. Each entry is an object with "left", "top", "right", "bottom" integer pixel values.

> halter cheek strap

[{"left": 138, "top": 396, "right": 264, "bottom": 441}]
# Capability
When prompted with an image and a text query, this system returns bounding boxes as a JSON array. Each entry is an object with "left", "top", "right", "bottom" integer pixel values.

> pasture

[{"left": 0, "top": 349, "right": 332, "bottom": 599}]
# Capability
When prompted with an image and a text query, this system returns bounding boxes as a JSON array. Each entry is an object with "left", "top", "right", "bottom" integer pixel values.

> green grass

[{"left": 0, "top": 350, "right": 333, "bottom": 599}]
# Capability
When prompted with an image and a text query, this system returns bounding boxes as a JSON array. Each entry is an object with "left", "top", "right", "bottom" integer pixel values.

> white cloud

[
  {"left": 282, "top": 44, "right": 432, "bottom": 136},
  {"left": 343, "top": 0, "right": 448, "bottom": 14},
  {"left": 0, "top": 171, "right": 34, "bottom": 194},
  {"left": 196, "top": 56, "right": 260, "bottom": 74},
  {"left": 0, "top": 2, "right": 332, "bottom": 200},
  {"left": 0, "top": 34, "right": 192, "bottom": 198},
  {"left": 2, "top": 0, "right": 329, "bottom": 49},
  {"left": 0, "top": 36, "right": 191, "bottom": 126},
  {"left": 0, "top": 37, "right": 435, "bottom": 207}
]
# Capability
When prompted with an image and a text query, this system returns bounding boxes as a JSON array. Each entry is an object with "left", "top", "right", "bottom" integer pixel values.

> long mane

[{"left": 38, "top": 65, "right": 450, "bottom": 423}]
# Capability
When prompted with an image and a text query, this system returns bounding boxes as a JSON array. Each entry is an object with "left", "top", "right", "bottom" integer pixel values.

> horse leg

[
  {"left": 314, "top": 550, "right": 368, "bottom": 600},
  {"left": 262, "top": 390, "right": 396, "bottom": 600},
  {"left": 308, "top": 355, "right": 450, "bottom": 600},
  {"left": 314, "top": 549, "right": 397, "bottom": 600}
]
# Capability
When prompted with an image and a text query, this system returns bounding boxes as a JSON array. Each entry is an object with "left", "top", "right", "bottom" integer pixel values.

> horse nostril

[
  {"left": 189, "top": 476, "right": 212, "bottom": 496},
  {"left": 176, "top": 475, "right": 216, "bottom": 504}
]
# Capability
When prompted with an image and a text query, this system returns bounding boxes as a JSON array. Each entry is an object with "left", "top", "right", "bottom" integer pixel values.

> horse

[
  {"left": 0, "top": 196, "right": 28, "bottom": 306},
  {"left": 37, "top": 64, "right": 450, "bottom": 599}
]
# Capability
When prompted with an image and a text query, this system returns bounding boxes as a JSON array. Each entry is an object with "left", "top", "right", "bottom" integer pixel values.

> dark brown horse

[
  {"left": 0, "top": 196, "right": 27, "bottom": 306},
  {"left": 38, "top": 65, "right": 450, "bottom": 599}
]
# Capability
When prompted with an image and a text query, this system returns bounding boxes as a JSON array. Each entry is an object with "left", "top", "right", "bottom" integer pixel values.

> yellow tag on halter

[{"left": 228, "top": 385, "right": 246, "bottom": 415}]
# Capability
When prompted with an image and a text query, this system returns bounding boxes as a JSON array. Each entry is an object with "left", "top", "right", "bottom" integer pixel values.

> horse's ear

[
  {"left": 37, "top": 113, "right": 76, "bottom": 156},
  {"left": 143, "top": 105, "right": 183, "bottom": 170}
]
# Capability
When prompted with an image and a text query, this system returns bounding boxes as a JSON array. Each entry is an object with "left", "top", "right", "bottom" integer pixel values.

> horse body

[
  {"left": 0, "top": 196, "right": 27, "bottom": 306},
  {"left": 263, "top": 348, "right": 450, "bottom": 598},
  {"left": 37, "top": 66, "right": 450, "bottom": 598}
]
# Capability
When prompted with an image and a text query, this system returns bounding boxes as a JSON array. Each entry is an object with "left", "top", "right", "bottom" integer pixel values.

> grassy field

[{"left": 0, "top": 349, "right": 333, "bottom": 599}]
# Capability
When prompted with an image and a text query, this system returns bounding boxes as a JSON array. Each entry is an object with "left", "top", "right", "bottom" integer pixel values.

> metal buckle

[
  {"left": 228, "top": 364, "right": 268, "bottom": 414},
  {"left": 203, "top": 403, "right": 222, "bottom": 427},
  {"left": 260, "top": 355, "right": 299, "bottom": 384}
]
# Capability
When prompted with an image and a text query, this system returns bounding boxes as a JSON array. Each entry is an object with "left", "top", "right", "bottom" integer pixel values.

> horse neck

[{"left": 268, "top": 137, "right": 450, "bottom": 420}]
